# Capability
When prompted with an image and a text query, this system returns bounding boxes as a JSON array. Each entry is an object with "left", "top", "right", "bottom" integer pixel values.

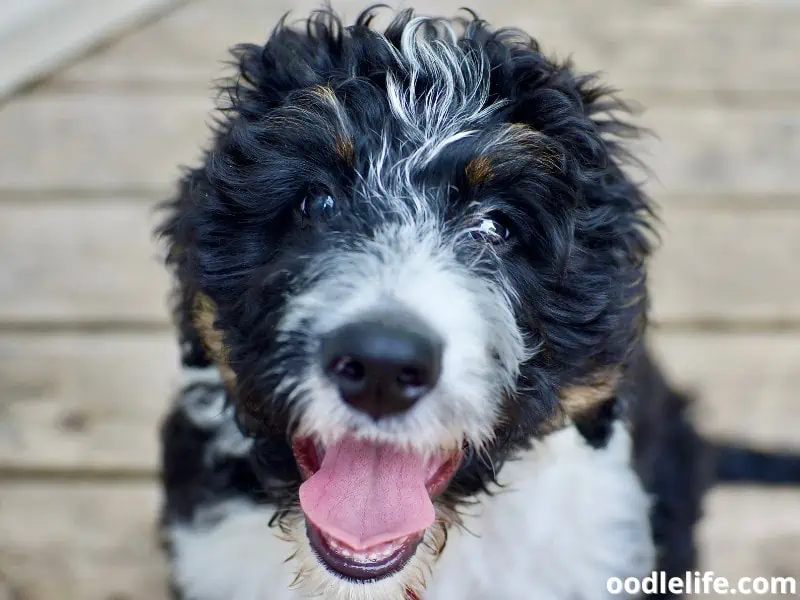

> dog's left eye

[
  {"left": 473, "top": 216, "right": 511, "bottom": 244},
  {"left": 300, "top": 193, "right": 338, "bottom": 222}
]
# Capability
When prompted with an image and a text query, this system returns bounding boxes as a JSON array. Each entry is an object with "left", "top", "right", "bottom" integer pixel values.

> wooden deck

[{"left": 1, "top": 0, "right": 799, "bottom": 597}]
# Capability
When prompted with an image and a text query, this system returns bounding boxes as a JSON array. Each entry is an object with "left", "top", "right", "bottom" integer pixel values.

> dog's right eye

[
  {"left": 299, "top": 193, "right": 339, "bottom": 223},
  {"left": 471, "top": 215, "right": 512, "bottom": 245}
]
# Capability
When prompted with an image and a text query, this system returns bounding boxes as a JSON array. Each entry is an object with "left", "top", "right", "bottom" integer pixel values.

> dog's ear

[
  {"left": 505, "top": 57, "right": 654, "bottom": 417},
  {"left": 191, "top": 292, "right": 238, "bottom": 388},
  {"left": 155, "top": 168, "right": 238, "bottom": 390},
  {"left": 176, "top": 286, "right": 215, "bottom": 370},
  {"left": 505, "top": 59, "right": 655, "bottom": 258}
]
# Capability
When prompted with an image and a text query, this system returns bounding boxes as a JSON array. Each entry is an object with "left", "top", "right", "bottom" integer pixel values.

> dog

[{"left": 154, "top": 7, "right": 797, "bottom": 600}]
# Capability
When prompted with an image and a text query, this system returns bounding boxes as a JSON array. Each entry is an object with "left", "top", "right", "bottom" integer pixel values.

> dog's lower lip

[{"left": 306, "top": 521, "right": 422, "bottom": 581}]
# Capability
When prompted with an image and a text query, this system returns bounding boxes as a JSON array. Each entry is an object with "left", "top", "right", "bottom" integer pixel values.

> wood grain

[
  {"left": 1, "top": 201, "right": 797, "bottom": 325},
  {"left": 0, "top": 0, "right": 184, "bottom": 102},
  {"left": 636, "top": 108, "right": 800, "bottom": 198},
  {"left": 648, "top": 332, "right": 800, "bottom": 451},
  {"left": 0, "top": 481, "right": 797, "bottom": 600},
  {"left": 0, "top": 95, "right": 210, "bottom": 190},
  {"left": 52, "top": 0, "right": 800, "bottom": 95},
  {"left": 1, "top": 330, "right": 796, "bottom": 473},
  {"left": 2, "top": 93, "right": 799, "bottom": 197},
  {"left": 0, "top": 201, "right": 171, "bottom": 323},
  {"left": 0, "top": 482, "right": 169, "bottom": 600},
  {"left": 0, "top": 332, "right": 178, "bottom": 473},
  {"left": 699, "top": 486, "right": 800, "bottom": 598},
  {"left": 648, "top": 210, "right": 800, "bottom": 324}
]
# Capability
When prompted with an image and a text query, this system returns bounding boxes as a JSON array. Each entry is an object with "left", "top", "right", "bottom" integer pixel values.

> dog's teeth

[{"left": 323, "top": 531, "right": 411, "bottom": 563}]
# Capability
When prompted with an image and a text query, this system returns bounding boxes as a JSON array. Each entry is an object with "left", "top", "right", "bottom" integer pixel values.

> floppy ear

[
  {"left": 155, "top": 169, "right": 225, "bottom": 380},
  {"left": 191, "top": 291, "right": 239, "bottom": 386},
  {"left": 499, "top": 56, "right": 654, "bottom": 425},
  {"left": 154, "top": 11, "right": 361, "bottom": 377},
  {"left": 177, "top": 290, "right": 214, "bottom": 375}
]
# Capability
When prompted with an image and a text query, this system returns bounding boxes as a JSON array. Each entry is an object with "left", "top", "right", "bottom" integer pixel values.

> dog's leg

[
  {"left": 158, "top": 370, "right": 298, "bottom": 600},
  {"left": 625, "top": 346, "right": 713, "bottom": 599}
]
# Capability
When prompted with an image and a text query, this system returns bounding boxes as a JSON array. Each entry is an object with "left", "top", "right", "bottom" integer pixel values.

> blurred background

[{"left": 0, "top": 0, "right": 798, "bottom": 598}]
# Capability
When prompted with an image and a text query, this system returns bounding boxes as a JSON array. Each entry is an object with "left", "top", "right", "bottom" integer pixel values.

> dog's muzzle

[{"left": 289, "top": 307, "right": 461, "bottom": 581}]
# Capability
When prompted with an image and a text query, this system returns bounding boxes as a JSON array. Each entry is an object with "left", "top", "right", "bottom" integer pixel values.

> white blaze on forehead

[
  {"left": 362, "top": 17, "right": 507, "bottom": 211},
  {"left": 387, "top": 17, "right": 499, "bottom": 141}
]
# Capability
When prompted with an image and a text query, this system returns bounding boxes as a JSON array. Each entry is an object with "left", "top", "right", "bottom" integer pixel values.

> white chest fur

[
  {"left": 425, "top": 423, "right": 654, "bottom": 600},
  {"left": 167, "top": 423, "right": 654, "bottom": 600}
]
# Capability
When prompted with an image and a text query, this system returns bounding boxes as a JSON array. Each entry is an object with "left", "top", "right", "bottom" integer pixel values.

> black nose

[{"left": 320, "top": 310, "right": 444, "bottom": 419}]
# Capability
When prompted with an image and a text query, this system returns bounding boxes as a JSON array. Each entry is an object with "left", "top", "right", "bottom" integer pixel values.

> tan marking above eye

[
  {"left": 465, "top": 156, "right": 492, "bottom": 185},
  {"left": 336, "top": 136, "right": 355, "bottom": 164},
  {"left": 312, "top": 85, "right": 338, "bottom": 103}
]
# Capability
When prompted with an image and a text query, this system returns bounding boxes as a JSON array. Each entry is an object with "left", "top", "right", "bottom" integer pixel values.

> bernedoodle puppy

[{"left": 154, "top": 7, "right": 799, "bottom": 599}]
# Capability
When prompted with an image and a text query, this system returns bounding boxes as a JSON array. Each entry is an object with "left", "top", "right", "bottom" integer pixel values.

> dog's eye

[
  {"left": 473, "top": 216, "right": 511, "bottom": 245},
  {"left": 300, "top": 193, "right": 338, "bottom": 222}
]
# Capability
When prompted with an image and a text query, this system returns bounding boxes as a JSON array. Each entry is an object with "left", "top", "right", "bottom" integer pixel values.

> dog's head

[{"left": 158, "top": 8, "right": 653, "bottom": 598}]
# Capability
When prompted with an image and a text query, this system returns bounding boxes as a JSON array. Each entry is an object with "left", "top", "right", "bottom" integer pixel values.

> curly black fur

[
  {"left": 154, "top": 11, "right": 800, "bottom": 600},
  {"left": 157, "top": 5, "right": 654, "bottom": 496}
]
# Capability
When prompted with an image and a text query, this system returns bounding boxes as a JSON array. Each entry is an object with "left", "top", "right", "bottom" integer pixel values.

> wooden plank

[
  {"left": 636, "top": 108, "right": 800, "bottom": 198},
  {"left": 0, "top": 96, "right": 210, "bottom": 190},
  {"left": 1, "top": 94, "right": 799, "bottom": 197},
  {"left": 648, "top": 332, "right": 800, "bottom": 452},
  {"left": 1, "top": 201, "right": 798, "bottom": 325},
  {"left": 0, "top": 332, "right": 178, "bottom": 473},
  {"left": 649, "top": 210, "right": 800, "bottom": 324},
  {"left": 0, "top": 201, "right": 171, "bottom": 324},
  {"left": 699, "top": 486, "right": 800, "bottom": 598},
  {"left": 53, "top": 0, "right": 800, "bottom": 94},
  {"left": 0, "top": 482, "right": 797, "bottom": 600},
  {"left": 0, "top": 0, "right": 186, "bottom": 103},
  {"left": 0, "top": 482, "right": 169, "bottom": 600},
  {"left": 0, "top": 331, "right": 796, "bottom": 473}
]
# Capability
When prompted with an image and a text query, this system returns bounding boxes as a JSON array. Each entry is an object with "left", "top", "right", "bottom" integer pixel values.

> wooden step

[
  {"left": 1, "top": 94, "right": 799, "bottom": 198},
  {"left": 1, "top": 201, "right": 797, "bottom": 325},
  {"left": 0, "top": 481, "right": 797, "bottom": 600},
  {"left": 52, "top": 0, "right": 800, "bottom": 95},
  {"left": 1, "top": 330, "right": 797, "bottom": 473}
]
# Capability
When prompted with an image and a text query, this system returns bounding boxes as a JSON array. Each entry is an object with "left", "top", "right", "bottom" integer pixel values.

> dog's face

[{"left": 160, "top": 9, "right": 652, "bottom": 599}]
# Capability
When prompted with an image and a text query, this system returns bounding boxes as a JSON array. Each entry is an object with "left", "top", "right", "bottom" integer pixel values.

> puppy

[{"left": 155, "top": 8, "right": 707, "bottom": 599}]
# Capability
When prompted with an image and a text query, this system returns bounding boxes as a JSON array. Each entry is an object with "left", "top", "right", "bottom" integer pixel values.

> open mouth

[{"left": 292, "top": 436, "right": 462, "bottom": 581}]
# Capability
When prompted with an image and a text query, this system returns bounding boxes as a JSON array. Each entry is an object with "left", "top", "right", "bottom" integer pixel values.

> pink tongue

[{"left": 299, "top": 437, "right": 435, "bottom": 550}]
